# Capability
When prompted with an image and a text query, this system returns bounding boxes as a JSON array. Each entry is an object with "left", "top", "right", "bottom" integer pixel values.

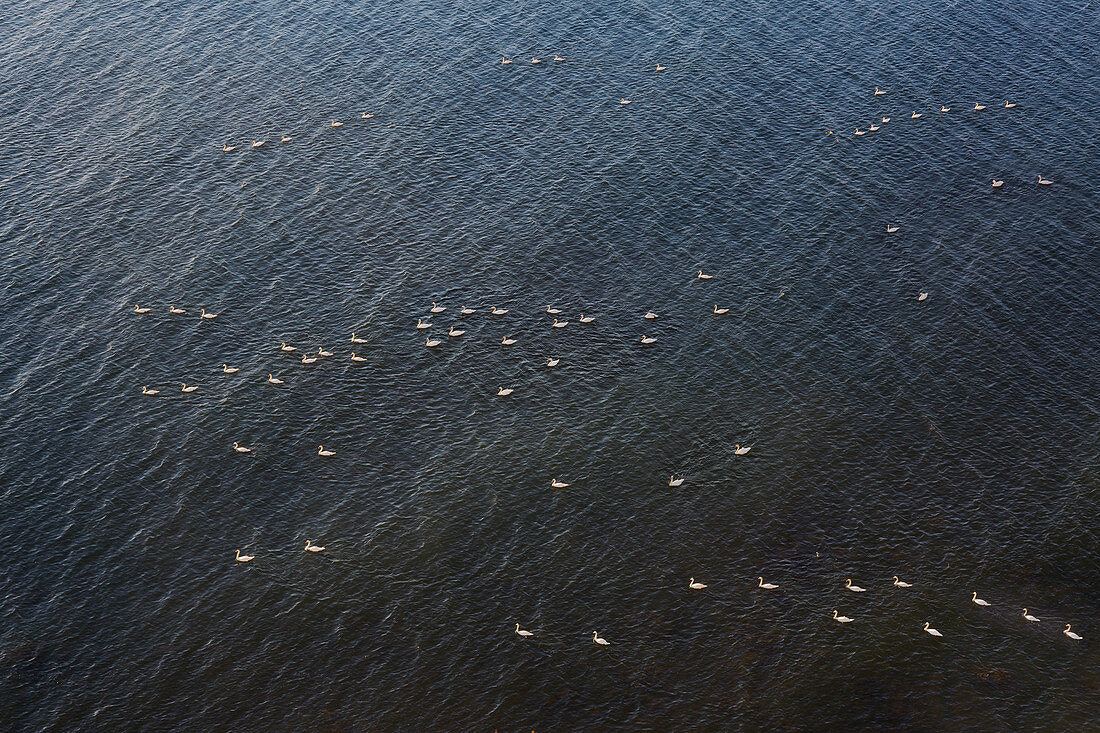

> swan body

[
  {"left": 918, "top": 292, "right": 928, "bottom": 301},
  {"left": 1023, "top": 608, "right": 1040, "bottom": 622},
  {"left": 304, "top": 540, "right": 325, "bottom": 552},
  {"left": 552, "top": 319, "right": 568, "bottom": 328},
  {"left": 430, "top": 302, "right": 445, "bottom": 313},
  {"left": 317, "top": 347, "right": 333, "bottom": 357},
  {"left": 448, "top": 327, "right": 464, "bottom": 337},
  {"left": 222, "top": 143, "right": 236, "bottom": 153},
  {"left": 501, "top": 336, "right": 517, "bottom": 345},
  {"left": 234, "top": 549, "right": 254, "bottom": 562},
  {"left": 833, "top": 610, "right": 853, "bottom": 623},
  {"left": 893, "top": 576, "right": 912, "bottom": 587},
  {"left": 350, "top": 353, "right": 366, "bottom": 362},
  {"left": 644, "top": 312, "right": 658, "bottom": 320},
  {"left": 1037, "top": 175, "right": 1053, "bottom": 185},
  {"left": 301, "top": 354, "right": 317, "bottom": 364},
  {"left": 689, "top": 578, "right": 707, "bottom": 590},
  {"left": 267, "top": 374, "right": 283, "bottom": 384},
  {"left": 417, "top": 318, "right": 431, "bottom": 330},
  {"left": 199, "top": 309, "right": 217, "bottom": 319},
  {"left": 592, "top": 631, "right": 610, "bottom": 645},
  {"left": 547, "top": 358, "right": 559, "bottom": 367},
  {"left": 923, "top": 622, "right": 943, "bottom": 637},
  {"left": 713, "top": 305, "right": 729, "bottom": 315},
  {"left": 281, "top": 342, "right": 296, "bottom": 352},
  {"left": 973, "top": 102, "right": 986, "bottom": 110},
  {"left": 134, "top": 305, "right": 150, "bottom": 314},
  {"left": 972, "top": 592, "right": 991, "bottom": 607},
  {"left": 734, "top": 444, "right": 751, "bottom": 455},
  {"left": 222, "top": 364, "right": 239, "bottom": 374},
  {"left": 579, "top": 314, "right": 595, "bottom": 323},
  {"left": 669, "top": 475, "right": 684, "bottom": 487},
  {"left": 845, "top": 579, "right": 866, "bottom": 592},
  {"left": 550, "top": 479, "right": 569, "bottom": 488},
  {"left": 640, "top": 335, "right": 657, "bottom": 344},
  {"left": 515, "top": 623, "right": 534, "bottom": 637},
  {"left": 169, "top": 305, "right": 185, "bottom": 314},
  {"left": 233, "top": 442, "right": 251, "bottom": 453},
  {"left": 491, "top": 307, "right": 508, "bottom": 315},
  {"left": 758, "top": 577, "right": 778, "bottom": 589},
  {"left": 331, "top": 119, "right": 343, "bottom": 128},
  {"left": 351, "top": 333, "right": 367, "bottom": 343},
  {"left": 425, "top": 336, "right": 441, "bottom": 347},
  {"left": 1064, "top": 624, "right": 1082, "bottom": 640},
  {"left": 141, "top": 386, "right": 159, "bottom": 395},
  {"left": 546, "top": 306, "right": 562, "bottom": 314},
  {"left": 181, "top": 383, "right": 197, "bottom": 393},
  {"left": 317, "top": 445, "right": 335, "bottom": 456},
  {"left": 497, "top": 387, "right": 514, "bottom": 396},
  {"left": 992, "top": 179, "right": 1004, "bottom": 188},
  {"left": 886, "top": 225, "right": 899, "bottom": 233}
]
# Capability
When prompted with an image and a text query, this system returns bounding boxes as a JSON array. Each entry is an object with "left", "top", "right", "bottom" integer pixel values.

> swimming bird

[
  {"left": 758, "top": 577, "right": 778, "bottom": 589},
  {"left": 199, "top": 308, "right": 217, "bottom": 319},
  {"left": 713, "top": 305, "right": 729, "bottom": 315},
  {"left": 222, "top": 364, "right": 239, "bottom": 374},
  {"left": 881, "top": 116, "right": 891, "bottom": 123},
  {"left": 501, "top": 336, "right": 516, "bottom": 345},
  {"left": 1037, "top": 174, "right": 1053, "bottom": 186},
  {"left": 515, "top": 623, "right": 534, "bottom": 637},
  {"left": 689, "top": 578, "right": 708, "bottom": 590},
  {"left": 280, "top": 342, "right": 296, "bottom": 352},
  {"left": 833, "top": 610, "right": 853, "bottom": 623},
  {"left": 553, "top": 55, "right": 564, "bottom": 62},
  {"left": 351, "top": 333, "right": 367, "bottom": 343},
  {"left": 940, "top": 105, "right": 950, "bottom": 112},
  {"left": 974, "top": 102, "right": 986, "bottom": 110},
  {"left": 669, "top": 475, "right": 684, "bottom": 487},
  {"left": 317, "top": 347, "right": 333, "bottom": 357},
  {"left": 252, "top": 140, "right": 265, "bottom": 149},
  {"left": 301, "top": 354, "right": 317, "bottom": 364},
  {"left": 887, "top": 224, "right": 899, "bottom": 233},
  {"left": 853, "top": 129, "right": 866, "bottom": 136},
  {"left": 1004, "top": 101, "right": 1016, "bottom": 108},
  {"left": 141, "top": 386, "right": 159, "bottom": 395},
  {"left": 350, "top": 353, "right": 366, "bottom": 362},
  {"left": 502, "top": 57, "right": 512, "bottom": 65},
  {"left": 425, "top": 336, "right": 441, "bottom": 347},
  {"left": 222, "top": 143, "right": 236, "bottom": 153},
  {"left": 734, "top": 444, "right": 751, "bottom": 455},
  {"left": 491, "top": 306, "right": 508, "bottom": 315},
  {"left": 234, "top": 549, "right": 254, "bottom": 563},
  {"left": 869, "top": 123, "right": 880, "bottom": 131},
  {"left": 134, "top": 305, "right": 150, "bottom": 314},
  {"left": 697, "top": 270, "right": 713, "bottom": 280},
  {"left": 317, "top": 446, "right": 335, "bottom": 456},
  {"left": 1064, "top": 624, "right": 1083, "bottom": 640},
  {"left": 531, "top": 57, "right": 541, "bottom": 64},
  {"left": 918, "top": 292, "right": 928, "bottom": 301},
  {"left": 267, "top": 374, "right": 283, "bottom": 384},
  {"left": 550, "top": 479, "right": 569, "bottom": 488},
  {"left": 972, "top": 592, "right": 990, "bottom": 607},
  {"left": 181, "top": 383, "right": 197, "bottom": 393},
  {"left": 417, "top": 319, "right": 431, "bottom": 330},
  {"left": 552, "top": 319, "right": 568, "bottom": 328},
  {"left": 656, "top": 64, "right": 666, "bottom": 71},
  {"left": 640, "top": 335, "right": 657, "bottom": 344},
  {"left": 547, "top": 358, "right": 559, "bottom": 367},
  {"left": 233, "top": 442, "right": 251, "bottom": 453},
  {"left": 620, "top": 98, "right": 631, "bottom": 105},
  {"left": 579, "top": 314, "right": 595, "bottom": 323},
  {"left": 546, "top": 306, "right": 562, "bottom": 314},
  {"left": 460, "top": 306, "right": 475, "bottom": 315},
  {"left": 911, "top": 111, "right": 922, "bottom": 119},
  {"left": 304, "top": 540, "right": 325, "bottom": 552},
  {"left": 644, "top": 312, "right": 658, "bottom": 320},
  {"left": 448, "top": 326, "right": 464, "bottom": 337},
  {"left": 169, "top": 305, "right": 185, "bottom": 314},
  {"left": 845, "top": 579, "right": 866, "bottom": 592},
  {"left": 1023, "top": 608, "right": 1041, "bottom": 622},
  {"left": 992, "top": 179, "right": 1004, "bottom": 188},
  {"left": 893, "top": 576, "right": 912, "bottom": 588},
  {"left": 592, "top": 631, "right": 609, "bottom": 645},
  {"left": 430, "top": 302, "right": 445, "bottom": 313},
  {"left": 497, "top": 387, "right": 514, "bottom": 396},
  {"left": 362, "top": 112, "right": 375, "bottom": 119},
  {"left": 874, "top": 87, "right": 885, "bottom": 96},
  {"left": 331, "top": 119, "right": 343, "bottom": 128},
  {"left": 923, "top": 622, "right": 943, "bottom": 637},
  {"left": 281, "top": 135, "right": 291, "bottom": 143}
]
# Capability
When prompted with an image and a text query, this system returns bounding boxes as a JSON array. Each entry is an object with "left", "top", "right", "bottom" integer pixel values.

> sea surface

[{"left": 1, "top": 0, "right": 1098, "bottom": 729}]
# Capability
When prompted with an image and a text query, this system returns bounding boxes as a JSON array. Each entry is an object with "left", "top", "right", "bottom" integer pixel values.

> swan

[
  {"left": 713, "top": 305, "right": 729, "bottom": 315},
  {"left": 689, "top": 578, "right": 707, "bottom": 590},
  {"left": 550, "top": 479, "right": 569, "bottom": 488},
  {"left": 886, "top": 225, "right": 899, "bottom": 233},
  {"left": 973, "top": 102, "right": 986, "bottom": 111},
  {"left": 416, "top": 318, "right": 431, "bottom": 330},
  {"left": 233, "top": 442, "right": 251, "bottom": 453},
  {"left": 893, "top": 576, "right": 912, "bottom": 587},
  {"left": 491, "top": 307, "right": 508, "bottom": 315},
  {"left": 940, "top": 105, "right": 950, "bottom": 112},
  {"left": 579, "top": 314, "right": 595, "bottom": 323},
  {"left": 252, "top": 140, "right": 265, "bottom": 149},
  {"left": 181, "top": 383, "right": 197, "bottom": 393},
  {"left": 656, "top": 64, "right": 666, "bottom": 71},
  {"left": 620, "top": 98, "right": 631, "bottom": 105},
  {"left": 923, "top": 622, "right": 943, "bottom": 637},
  {"left": 1004, "top": 101, "right": 1016, "bottom": 109},
  {"left": 592, "top": 631, "right": 610, "bottom": 645},
  {"left": 911, "top": 111, "right": 922, "bottom": 119},
  {"left": 141, "top": 386, "right": 159, "bottom": 395},
  {"left": 331, "top": 119, "right": 343, "bottom": 128},
  {"left": 1022, "top": 608, "right": 1040, "bottom": 622},
  {"left": 497, "top": 387, "right": 514, "bottom": 396},
  {"left": 222, "top": 364, "right": 239, "bottom": 374},
  {"left": 553, "top": 55, "right": 564, "bottom": 62},
  {"left": 881, "top": 116, "right": 890, "bottom": 123},
  {"left": 448, "top": 327, "right": 464, "bottom": 337},
  {"left": 430, "top": 302, "right": 445, "bottom": 313},
  {"left": 734, "top": 444, "right": 751, "bottom": 455},
  {"left": 547, "top": 358, "right": 559, "bottom": 367},
  {"left": 134, "top": 305, "right": 150, "bottom": 314},
  {"left": 502, "top": 57, "right": 512, "bottom": 65},
  {"left": 845, "top": 579, "right": 866, "bottom": 592},
  {"left": 351, "top": 333, "right": 367, "bottom": 343},
  {"left": 552, "top": 319, "right": 568, "bottom": 328},
  {"left": 425, "top": 336, "right": 441, "bottom": 347},
  {"left": 1064, "top": 624, "right": 1082, "bottom": 640},
  {"left": 460, "top": 306, "right": 475, "bottom": 315},
  {"left": 317, "top": 347, "right": 333, "bottom": 357},
  {"left": 531, "top": 57, "right": 541, "bottom": 64},
  {"left": 758, "top": 577, "right": 778, "bottom": 589},
  {"left": 1037, "top": 175, "right": 1053, "bottom": 185},
  {"left": 669, "top": 475, "right": 684, "bottom": 487},
  {"left": 234, "top": 549, "right": 254, "bottom": 562},
  {"left": 854, "top": 129, "right": 866, "bottom": 136},
  {"left": 644, "top": 312, "right": 658, "bottom": 320},
  {"left": 350, "top": 353, "right": 366, "bottom": 362},
  {"left": 280, "top": 342, "right": 296, "bottom": 352},
  {"left": 972, "top": 592, "right": 990, "bottom": 607},
  {"left": 869, "top": 124, "right": 880, "bottom": 131},
  {"left": 874, "top": 87, "right": 885, "bottom": 96},
  {"left": 199, "top": 309, "right": 217, "bottom": 319},
  {"left": 546, "top": 306, "right": 562, "bottom": 314},
  {"left": 918, "top": 292, "right": 928, "bottom": 301},
  {"left": 169, "top": 305, "right": 185, "bottom": 314},
  {"left": 301, "top": 354, "right": 317, "bottom": 364},
  {"left": 362, "top": 112, "right": 374, "bottom": 119},
  {"left": 515, "top": 623, "right": 534, "bottom": 637},
  {"left": 222, "top": 143, "right": 236, "bottom": 153},
  {"left": 992, "top": 179, "right": 1004, "bottom": 188},
  {"left": 501, "top": 336, "right": 516, "bottom": 345},
  {"left": 281, "top": 135, "right": 291, "bottom": 143},
  {"left": 304, "top": 540, "right": 325, "bottom": 552},
  {"left": 640, "top": 335, "right": 657, "bottom": 344},
  {"left": 317, "top": 446, "right": 335, "bottom": 456},
  {"left": 267, "top": 374, "right": 283, "bottom": 384},
  {"left": 697, "top": 270, "right": 713, "bottom": 280},
  {"left": 833, "top": 610, "right": 853, "bottom": 623}
]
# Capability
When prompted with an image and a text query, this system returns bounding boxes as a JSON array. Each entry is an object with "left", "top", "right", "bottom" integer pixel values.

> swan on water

[
  {"left": 881, "top": 116, "right": 890, "bottom": 123},
  {"left": 992, "top": 179, "right": 1004, "bottom": 188},
  {"left": 223, "top": 364, "right": 239, "bottom": 374},
  {"left": 281, "top": 135, "right": 291, "bottom": 143},
  {"left": 972, "top": 592, "right": 990, "bottom": 607},
  {"left": 713, "top": 305, "right": 729, "bottom": 315},
  {"left": 252, "top": 140, "right": 265, "bottom": 149},
  {"left": 331, "top": 119, "right": 343, "bottom": 128},
  {"left": 304, "top": 540, "right": 325, "bottom": 552},
  {"left": 1064, "top": 624, "right": 1082, "bottom": 640},
  {"left": 620, "top": 98, "right": 631, "bottom": 105},
  {"left": 141, "top": 386, "right": 159, "bottom": 395},
  {"left": 222, "top": 143, "right": 236, "bottom": 153},
  {"left": 362, "top": 112, "right": 374, "bottom": 119},
  {"left": 234, "top": 549, "right": 254, "bottom": 563},
  {"left": 689, "top": 578, "right": 707, "bottom": 590},
  {"left": 893, "top": 576, "right": 912, "bottom": 587},
  {"left": 911, "top": 111, "right": 922, "bottom": 119},
  {"left": 181, "top": 383, "right": 197, "bottom": 393},
  {"left": 491, "top": 306, "right": 508, "bottom": 315},
  {"left": 267, "top": 374, "right": 284, "bottom": 384},
  {"left": 169, "top": 305, "right": 185, "bottom": 314},
  {"left": 417, "top": 318, "right": 431, "bottom": 330},
  {"left": 697, "top": 269, "right": 713, "bottom": 279},
  {"left": 502, "top": 57, "right": 512, "bottom": 65},
  {"left": 301, "top": 354, "right": 317, "bottom": 364},
  {"left": 854, "top": 129, "right": 865, "bottom": 136},
  {"left": 317, "top": 347, "right": 333, "bottom": 357},
  {"left": 592, "top": 631, "right": 610, "bottom": 645},
  {"left": 515, "top": 623, "right": 534, "bottom": 637},
  {"left": 923, "top": 622, "right": 943, "bottom": 637},
  {"left": 874, "top": 87, "right": 885, "bottom": 96},
  {"left": 497, "top": 387, "right": 514, "bottom": 396},
  {"left": 547, "top": 306, "right": 562, "bottom": 314},
  {"left": 426, "top": 336, "right": 441, "bottom": 347},
  {"left": 644, "top": 312, "right": 658, "bottom": 320},
  {"left": 350, "top": 353, "right": 366, "bottom": 362},
  {"left": 887, "top": 225, "right": 899, "bottom": 233},
  {"left": 940, "top": 105, "right": 950, "bottom": 112},
  {"left": 553, "top": 55, "right": 564, "bottom": 62},
  {"left": 448, "top": 326, "right": 464, "bottom": 337},
  {"left": 200, "top": 309, "right": 217, "bottom": 319},
  {"left": 547, "top": 358, "right": 559, "bottom": 367},
  {"left": 531, "top": 57, "right": 541, "bottom": 64},
  {"left": 579, "top": 314, "right": 595, "bottom": 323},
  {"left": 1004, "top": 101, "right": 1016, "bottom": 108},
  {"left": 552, "top": 319, "right": 568, "bottom": 328},
  {"left": 501, "top": 336, "right": 517, "bottom": 345},
  {"left": 351, "top": 333, "right": 367, "bottom": 343},
  {"left": 734, "top": 444, "right": 751, "bottom": 455},
  {"left": 845, "top": 579, "right": 866, "bottom": 592},
  {"left": 460, "top": 306, "right": 475, "bottom": 315},
  {"left": 833, "top": 610, "right": 853, "bottom": 623},
  {"left": 317, "top": 446, "right": 335, "bottom": 456},
  {"left": 233, "top": 442, "right": 251, "bottom": 453},
  {"left": 918, "top": 292, "right": 928, "bottom": 301},
  {"left": 869, "top": 124, "right": 880, "bottom": 131},
  {"left": 669, "top": 475, "right": 684, "bottom": 487},
  {"left": 551, "top": 479, "right": 569, "bottom": 488},
  {"left": 431, "top": 302, "right": 445, "bottom": 313},
  {"left": 1037, "top": 175, "right": 1053, "bottom": 185},
  {"left": 656, "top": 64, "right": 666, "bottom": 71},
  {"left": 973, "top": 102, "right": 986, "bottom": 110},
  {"left": 758, "top": 577, "right": 778, "bottom": 589},
  {"left": 281, "top": 342, "right": 296, "bottom": 352},
  {"left": 134, "top": 305, "right": 150, "bottom": 314},
  {"left": 640, "top": 335, "right": 657, "bottom": 344},
  {"left": 1023, "top": 608, "right": 1041, "bottom": 622}
]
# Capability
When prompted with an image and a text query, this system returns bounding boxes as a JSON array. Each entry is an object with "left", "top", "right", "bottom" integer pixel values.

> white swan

[
  {"left": 497, "top": 387, "right": 514, "bottom": 396},
  {"left": 886, "top": 225, "right": 899, "bottom": 233},
  {"left": 546, "top": 306, "right": 562, "bottom": 314},
  {"left": 758, "top": 577, "right": 778, "bottom": 589},
  {"left": 502, "top": 57, "right": 512, "bottom": 65},
  {"left": 869, "top": 123, "right": 880, "bottom": 131},
  {"left": 141, "top": 386, "right": 159, "bottom": 395},
  {"left": 267, "top": 374, "right": 283, "bottom": 384},
  {"left": 169, "top": 305, "right": 185, "bottom": 314},
  {"left": 1004, "top": 101, "right": 1016, "bottom": 109},
  {"left": 640, "top": 335, "right": 657, "bottom": 344},
  {"left": 1037, "top": 175, "right": 1053, "bottom": 186},
  {"left": 992, "top": 179, "right": 1004, "bottom": 188},
  {"left": 430, "top": 302, "right": 445, "bottom": 313},
  {"left": 655, "top": 64, "right": 666, "bottom": 71},
  {"left": 918, "top": 292, "right": 928, "bottom": 302},
  {"left": 362, "top": 112, "right": 374, "bottom": 119},
  {"left": 881, "top": 116, "right": 890, "bottom": 123},
  {"left": 911, "top": 111, "right": 922, "bottom": 119},
  {"left": 713, "top": 305, "right": 729, "bottom": 315},
  {"left": 351, "top": 333, "right": 367, "bottom": 343},
  {"left": 940, "top": 105, "right": 950, "bottom": 113},
  {"left": 531, "top": 57, "right": 541, "bottom": 64},
  {"left": 501, "top": 336, "right": 516, "bottom": 345},
  {"left": 689, "top": 578, "right": 707, "bottom": 590},
  {"left": 845, "top": 579, "right": 866, "bottom": 592},
  {"left": 234, "top": 549, "right": 254, "bottom": 563},
  {"left": 515, "top": 623, "right": 534, "bottom": 637},
  {"left": 304, "top": 540, "right": 325, "bottom": 552},
  {"left": 644, "top": 312, "right": 658, "bottom": 320},
  {"left": 181, "top": 383, "right": 197, "bottom": 393},
  {"left": 552, "top": 319, "right": 568, "bottom": 328},
  {"left": 460, "top": 306, "right": 475, "bottom": 315},
  {"left": 550, "top": 479, "right": 569, "bottom": 488},
  {"left": 491, "top": 306, "right": 508, "bottom": 315},
  {"left": 892, "top": 576, "right": 911, "bottom": 588},
  {"left": 547, "top": 358, "right": 559, "bottom": 367},
  {"left": 281, "top": 342, "right": 296, "bottom": 352},
  {"left": 669, "top": 475, "right": 684, "bottom": 487},
  {"left": 854, "top": 129, "right": 866, "bottom": 136},
  {"left": 222, "top": 364, "right": 239, "bottom": 374},
  {"left": 553, "top": 55, "right": 564, "bottom": 62},
  {"left": 874, "top": 87, "right": 885, "bottom": 96},
  {"left": 833, "top": 610, "right": 853, "bottom": 623},
  {"left": 923, "top": 622, "right": 943, "bottom": 637},
  {"left": 426, "top": 336, "right": 441, "bottom": 347},
  {"left": 280, "top": 135, "right": 291, "bottom": 143},
  {"left": 592, "top": 631, "right": 610, "bottom": 645},
  {"left": 579, "top": 314, "right": 595, "bottom": 323},
  {"left": 972, "top": 592, "right": 990, "bottom": 607},
  {"left": 252, "top": 140, "right": 265, "bottom": 149},
  {"left": 317, "top": 347, "right": 333, "bottom": 357},
  {"left": 222, "top": 143, "right": 236, "bottom": 153},
  {"left": 620, "top": 98, "right": 631, "bottom": 105},
  {"left": 331, "top": 119, "right": 343, "bottom": 128},
  {"left": 734, "top": 444, "right": 751, "bottom": 455},
  {"left": 1022, "top": 608, "right": 1040, "bottom": 622},
  {"left": 350, "top": 353, "right": 366, "bottom": 362},
  {"left": 317, "top": 445, "right": 335, "bottom": 456},
  {"left": 199, "top": 308, "right": 217, "bottom": 319},
  {"left": 233, "top": 442, "right": 251, "bottom": 453},
  {"left": 973, "top": 102, "right": 986, "bottom": 111},
  {"left": 416, "top": 318, "right": 431, "bottom": 330},
  {"left": 301, "top": 354, "right": 317, "bottom": 364},
  {"left": 134, "top": 305, "right": 150, "bottom": 314},
  {"left": 1064, "top": 624, "right": 1082, "bottom": 640},
  {"left": 448, "top": 327, "right": 464, "bottom": 337}
]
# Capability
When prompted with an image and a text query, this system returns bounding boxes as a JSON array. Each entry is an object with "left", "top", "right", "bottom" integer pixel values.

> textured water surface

[{"left": 1, "top": 0, "right": 1098, "bottom": 729}]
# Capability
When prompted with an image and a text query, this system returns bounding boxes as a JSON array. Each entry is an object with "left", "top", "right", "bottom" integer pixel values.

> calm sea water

[{"left": 2, "top": 0, "right": 1098, "bottom": 729}]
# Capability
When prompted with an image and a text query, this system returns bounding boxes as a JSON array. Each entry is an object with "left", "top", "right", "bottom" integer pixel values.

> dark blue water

[{"left": 2, "top": 0, "right": 1098, "bottom": 729}]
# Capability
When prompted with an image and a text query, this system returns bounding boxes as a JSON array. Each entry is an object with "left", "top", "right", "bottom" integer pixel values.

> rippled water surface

[{"left": 2, "top": 0, "right": 1099, "bottom": 729}]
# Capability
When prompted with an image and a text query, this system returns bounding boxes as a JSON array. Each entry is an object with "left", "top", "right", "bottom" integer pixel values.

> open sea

[{"left": 1, "top": 0, "right": 1098, "bottom": 729}]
